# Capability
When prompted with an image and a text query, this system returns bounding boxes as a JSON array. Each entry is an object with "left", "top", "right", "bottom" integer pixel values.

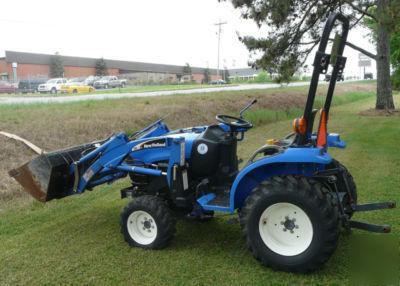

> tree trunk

[{"left": 375, "top": 0, "right": 395, "bottom": 109}]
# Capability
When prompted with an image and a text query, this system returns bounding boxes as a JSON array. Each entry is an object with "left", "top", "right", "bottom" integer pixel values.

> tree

[
  {"left": 229, "top": 0, "right": 400, "bottom": 109},
  {"left": 183, "top": 63, "right": 192, "bottom": 74},
  {"left": 223, "top": 68, "right": 231, "bottom": 83},
  {"left": 182, "top": 63, "right": 192, "bottom": 83},
  {"left": 203, "top": 68, "right": 210, "bottom": 83},
  {"left": 96, "top": 58, "right": 109, "bottom": 76},
  {"left": 365, "top": 11, "right": 400, "bottom": 89},
  {"left": 391, "top": 31, "right": 400, "bottom": 89},
  {"left": 50, "top": 52, "right": 64, "bottom": 78}
]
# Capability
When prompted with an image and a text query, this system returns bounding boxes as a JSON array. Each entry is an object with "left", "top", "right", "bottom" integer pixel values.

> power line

[{"left": 214, "top": 20, "right": 227, "bottom": 84}]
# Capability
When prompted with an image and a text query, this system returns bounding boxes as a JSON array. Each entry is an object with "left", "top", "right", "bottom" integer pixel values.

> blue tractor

[{"left": 10, "top": 13, "right": 395, "bottom": 273}]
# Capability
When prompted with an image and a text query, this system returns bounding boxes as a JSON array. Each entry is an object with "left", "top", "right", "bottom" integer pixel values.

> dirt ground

[
  {"left": 359, "top": 108, "right": 400, "bottom": 117},
  {"left": 0, "top": 83, "right": 375, "bottom": 207}
]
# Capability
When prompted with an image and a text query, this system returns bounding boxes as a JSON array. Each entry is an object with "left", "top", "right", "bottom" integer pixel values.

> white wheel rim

[
  {"left": 258, "top": 202, "right": 313, "bottom": 256},
  {"left": 127, "top": 210, "right": 158, "bottom": 245}
]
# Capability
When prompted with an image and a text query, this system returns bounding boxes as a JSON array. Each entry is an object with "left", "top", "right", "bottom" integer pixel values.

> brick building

[{"left": 0, "top": 51, "right": 221, "bottom": 84}]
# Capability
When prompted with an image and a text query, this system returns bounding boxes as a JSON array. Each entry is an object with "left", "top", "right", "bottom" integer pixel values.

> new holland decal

[{"left": 131, "top": 139, "right": 166, "bottom": 151}]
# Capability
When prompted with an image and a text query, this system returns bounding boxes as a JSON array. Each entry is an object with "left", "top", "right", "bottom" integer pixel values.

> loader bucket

[{"left": 9, "top": 141, "right": 103, "bottom": 202}]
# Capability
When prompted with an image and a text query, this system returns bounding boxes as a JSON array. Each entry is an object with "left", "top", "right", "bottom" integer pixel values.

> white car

[{"left": 38, "top": 78, "right": 67, "bottom": 94}]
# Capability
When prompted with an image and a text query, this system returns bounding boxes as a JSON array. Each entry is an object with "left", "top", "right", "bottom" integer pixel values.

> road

[{"left": 0, "top": 81, "right": 341, "bottom": 105}]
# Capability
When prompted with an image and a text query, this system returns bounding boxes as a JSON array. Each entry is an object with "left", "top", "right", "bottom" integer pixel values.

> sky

[{"left": 0, "top": 0, "right": 376, "bottom": 77}]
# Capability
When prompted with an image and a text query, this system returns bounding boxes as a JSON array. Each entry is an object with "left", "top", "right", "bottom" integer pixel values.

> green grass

[
  {"left": 0, "top": 87, "right": 398, "bottom": 285},
  {"left": 238, "top": 92, "right": 376, "bottom": 126},
  {"left": 91, "top": 84, "right": 227, "bottom": 94}
]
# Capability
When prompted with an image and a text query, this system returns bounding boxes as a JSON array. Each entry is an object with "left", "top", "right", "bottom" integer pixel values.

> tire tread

[
  {"left": 120, "top": 195, "right": 176, "bottom": 250},
  {"left": 241, "top": 175, "right": 340, "bottom": 273}
]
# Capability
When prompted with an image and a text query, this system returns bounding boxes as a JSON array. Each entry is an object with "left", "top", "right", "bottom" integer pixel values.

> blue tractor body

[{"left": 12, "top": 112, "right": 345, "bottom": 214}]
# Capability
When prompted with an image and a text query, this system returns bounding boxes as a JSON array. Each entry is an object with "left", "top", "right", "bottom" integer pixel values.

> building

[
  {"left": 228, "top": 68, "right": 263, "bottom": 81},
  {"left": 0, "top": 51, "right": 221, "bottom": 84}
]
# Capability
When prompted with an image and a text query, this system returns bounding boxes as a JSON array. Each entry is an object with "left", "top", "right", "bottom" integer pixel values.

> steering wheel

[{"left": 216, "top": 114, "right": 253, "bottom": 131}]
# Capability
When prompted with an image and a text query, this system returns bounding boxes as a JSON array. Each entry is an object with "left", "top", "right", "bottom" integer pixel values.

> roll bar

[{"left": 295, "top": 12, "right": 349, "bottom": 146}]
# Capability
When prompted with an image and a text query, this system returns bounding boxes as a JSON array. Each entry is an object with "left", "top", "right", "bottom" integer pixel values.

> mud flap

[{"left": 9, "top": 141, "right": 103, "bottom": 202}]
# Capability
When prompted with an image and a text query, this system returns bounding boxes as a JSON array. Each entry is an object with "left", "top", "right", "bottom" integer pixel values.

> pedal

[{"left": 195, "top": 178, "right": 209, "bottom": 197}]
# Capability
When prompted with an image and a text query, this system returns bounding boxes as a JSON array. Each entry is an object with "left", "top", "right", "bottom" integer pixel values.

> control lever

[{"left": 239, "top": 99, "right": 258, "bottom": 119}]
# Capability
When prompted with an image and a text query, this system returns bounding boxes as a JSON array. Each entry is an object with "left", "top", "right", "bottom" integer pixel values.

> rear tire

[
  {"left": 241, "top": 175, "right": 340, "bottom": 273},
  {"left": 120, "top": 195, "right": 176, "bottom": 249},
  {"left": 51, "top": 87, "right": 57, "bottom": 94}
]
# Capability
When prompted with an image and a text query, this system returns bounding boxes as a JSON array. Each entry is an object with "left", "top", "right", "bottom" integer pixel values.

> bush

[
  {"left": 391, "top": 69, "right": 400, "bottom": 90},
  {"left": 254, "top": 71, "right": 271, "bottom": 83}
]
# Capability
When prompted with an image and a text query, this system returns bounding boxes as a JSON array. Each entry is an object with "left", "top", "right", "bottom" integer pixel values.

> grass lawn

[
  {"left": 90, "top": 84, "right": 236, "bottom": 95},
  {"left": 0, "top": 84, "right": 398, "bottom": 285}
]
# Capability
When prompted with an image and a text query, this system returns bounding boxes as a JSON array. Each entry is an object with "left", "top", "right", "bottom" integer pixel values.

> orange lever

[{"left": 317, "top": 109, "right": 327, "bottom": 147}]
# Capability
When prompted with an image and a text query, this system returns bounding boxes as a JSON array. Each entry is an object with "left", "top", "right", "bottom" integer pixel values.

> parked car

[
  {"left": 60, "top": 81, "right": 95, "bottom": 93},
  {"left": 209, "top": 79, "right": 227, "bottom": 84},
  {"left": 364, "top": 72, "right": 373, "bottom": 79},
  {"left": 18, "top": 78, "right": 48, "bottom": 94},
  {"left": 38, "top": 78, "right": 68, "bottom": 94},
  {"left": 93, "top": 76, "right": 127, "bottom": 89},
  {"left": 325, "top": 74, "right": 344, "bottom": 81},
  {"left": 0, "top": 81, "right": 18, "bottom": 94},
  {"left": 84, "top": 76, "right": 101, "bottom": 86},
  {"left": 67, "top": 77, "right": 86, "bottom": 84}
]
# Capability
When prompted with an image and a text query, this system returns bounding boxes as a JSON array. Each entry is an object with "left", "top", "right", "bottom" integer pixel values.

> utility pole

[
  {"left": 223, "top": 58, "right": 227, "bottom": 82},
  {"left": 214, "top": 20, "right": 227, "bottom": 84}
]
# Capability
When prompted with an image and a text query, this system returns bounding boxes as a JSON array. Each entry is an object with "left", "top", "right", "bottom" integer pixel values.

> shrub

[
  {"left": 391, "top": 70, "right": 400, "bottom": 90},
  {"left": 254, "top": 71, "right": 271, "bottom": 83}
]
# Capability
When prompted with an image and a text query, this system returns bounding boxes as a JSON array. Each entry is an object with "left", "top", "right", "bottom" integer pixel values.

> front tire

[
  {"left": 120, "top": 195, "right": 176, "bottom": 249},
  {"left": 241, "top": 175, "right": 340, "bottom": 273}
]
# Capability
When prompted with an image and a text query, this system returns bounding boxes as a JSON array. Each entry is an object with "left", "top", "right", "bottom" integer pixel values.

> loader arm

[
  {"left": 74, "top": 134, "right": 185, "bottom": 195},
  {"left": 9, "top": 131, "right": 186, "bottom": 202}
]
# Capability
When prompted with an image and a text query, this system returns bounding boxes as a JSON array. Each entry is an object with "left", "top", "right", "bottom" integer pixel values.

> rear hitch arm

[
  {"left": 313, "top": 171, "right": 396, "bottom": 234},
  {"left": 346, "top": 220, "right": 392, "bottom": 233},
  {"left": 354, "top": 201, "right": 396, "bottom": 212},
  {"left": 345, "top": 201, "right": 396, "bottom": 234}
]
